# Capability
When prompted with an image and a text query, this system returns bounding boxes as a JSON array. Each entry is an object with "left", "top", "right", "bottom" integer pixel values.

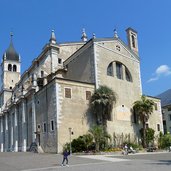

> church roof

[
  {"left": 94, "top": 37, "right": 140, "bottom": 60},
  {"left": 64, "top": 36, "right": 140, "bottom": 67},
  {"left": 3, "top": 33, "right": 19, "bottom": 61}
]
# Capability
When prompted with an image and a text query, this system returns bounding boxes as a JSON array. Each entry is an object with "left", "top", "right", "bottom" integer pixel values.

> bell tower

[
  {"left": 126, "top": 27, "right": 139, "bottom": 54},
  {"left": 0, "top": 33, "right": 21, "bottom": 107}
]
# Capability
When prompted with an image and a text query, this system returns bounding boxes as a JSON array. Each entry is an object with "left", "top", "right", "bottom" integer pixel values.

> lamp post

[{"left": 68, "top": 127, "right": 72, "bottom": 155}]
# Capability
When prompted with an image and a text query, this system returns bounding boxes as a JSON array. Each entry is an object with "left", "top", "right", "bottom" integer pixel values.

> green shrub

[
  {"left": 71, "top": 137, "right": 86, "bottom": 152},
  {"left": 158, "top": 132, "right": 171, "bottom": 149},
  {"left": 146, "top": 128, "right": 155, "bottom": 146},
  {"left": 89, "top": 125, "right": 111, "bottom": 151},
  {"left": 63, "top": 134, "right": 94, "bottom": 153}
]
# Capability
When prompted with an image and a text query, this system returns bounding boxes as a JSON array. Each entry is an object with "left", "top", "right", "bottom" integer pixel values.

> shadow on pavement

[{"left": 149, "top": 160, "right": 171, "bottom": 166}]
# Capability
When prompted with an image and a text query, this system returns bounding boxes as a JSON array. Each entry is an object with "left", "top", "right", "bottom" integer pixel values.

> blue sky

[{"left": 0, "top": 0, "right": 171, "bottom": 96}]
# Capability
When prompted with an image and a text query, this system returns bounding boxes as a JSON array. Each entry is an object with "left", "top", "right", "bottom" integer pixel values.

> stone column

[
  {"left": 0, "top": 117, "right": 4, "bottom": 152},
  {"left": 22, "top": 99, "right": 27, "bottom": 151},
  {"left": 10, "top": 113, "right": 14, "bottom": 151},
  {"left": 14, "top": 106, "right": 18, "bottom": 152},
  {"left": 122, "top": 65, "right": 126, "bottom": 80},
  {"left": 32, "top": 95, "right": 36, "bottom": 142},
  {"left": 5, "top": 114, "right": 8, "bottom": 151},
  {"left": 113, "top": 62, "right": 116, "bottom": 77}
]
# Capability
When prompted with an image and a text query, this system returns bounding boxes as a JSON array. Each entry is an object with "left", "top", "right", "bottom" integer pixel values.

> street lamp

[{"left": 68, "top": 127, "right": 73, "bottom": 155}]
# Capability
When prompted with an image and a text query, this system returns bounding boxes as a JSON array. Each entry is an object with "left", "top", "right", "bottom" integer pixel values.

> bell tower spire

[{"left": 0, "top": 32, "right": 21, "bottom": 107}]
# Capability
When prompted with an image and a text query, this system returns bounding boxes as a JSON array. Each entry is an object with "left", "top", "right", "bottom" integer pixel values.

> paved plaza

[{"left": 0, "top": 151, "right": 171, "bottom": 171}]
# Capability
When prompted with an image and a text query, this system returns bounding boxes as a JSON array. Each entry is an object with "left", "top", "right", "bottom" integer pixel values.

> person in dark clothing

[{"left": 61, "top": 150, "right": 70, "bottom": 166}]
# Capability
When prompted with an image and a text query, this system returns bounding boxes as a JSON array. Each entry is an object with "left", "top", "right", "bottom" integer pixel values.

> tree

[
  {"left": 90, "top": 85, "right": 117, "bottom": 126},
  {"left": 146, "top": 128, "right": 155, "bottom": 146},
  {"left": 89, "top": 125, "right": 111, "bottom": 151},
  {"left": 133, "top": 95, "right": 154, "bottom": 147}
]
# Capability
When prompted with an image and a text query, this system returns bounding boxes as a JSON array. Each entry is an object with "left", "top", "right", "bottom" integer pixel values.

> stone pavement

[
  {"left": 0, "top": 151, "right": 171, "bottom": 171},
  {"left": 78, "top": 154, "right": 130, "bottom": 162}
]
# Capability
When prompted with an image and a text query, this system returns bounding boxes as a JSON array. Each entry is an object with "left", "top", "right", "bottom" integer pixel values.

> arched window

[
  {"left": 107, "top": 61, "right": 133, "bottom": 82},
  {"left": 13, "top": 65, "right": 17, "bottom": 72},
  {"left": 107, "top": 62, "right": 113, "bottom": 76},
  {"left": 125, "top": 67, "right": 132, "bottom": 82},
  {"left": 131, "top": 35, "right": 136, "bottom": 48},
  {"left": 8, "top": 64, "right": 12, "bottom": 71},
  {"left": 116, "top": 62, "right": 123, "bottom": 79}
]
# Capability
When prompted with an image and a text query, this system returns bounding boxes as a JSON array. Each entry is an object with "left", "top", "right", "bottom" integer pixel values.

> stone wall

[
  {"left": 94, "top": 40, "right": 142, "bottom": 137},
  {"left": 64, "top": 44, "right": 95, "bottom": 83},
  {"left": 56, "top": 79, "right": 94, "bottom": 152},
  {"left": 35, "top": 80, "right": 57, "bottom": 153}
]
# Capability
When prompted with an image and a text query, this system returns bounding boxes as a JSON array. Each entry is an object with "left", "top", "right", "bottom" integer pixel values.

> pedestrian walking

[{"left": 61, "top": 150, "right": 70, "bottom": 166}]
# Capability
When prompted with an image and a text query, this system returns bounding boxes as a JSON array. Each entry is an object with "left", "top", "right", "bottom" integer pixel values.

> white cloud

[
  {"left": 147, "top": 65, "right": 171, "bottom": 83},
  {"left": 156, "top": 65, "right": 171, "bottom": 76},
  {"left": 147, "top": 77, "right": 159, "bottom": 82}
]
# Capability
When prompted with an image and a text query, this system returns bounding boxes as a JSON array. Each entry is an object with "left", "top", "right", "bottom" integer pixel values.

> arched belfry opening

[
  {"left": 126, "top": 27, "right": 138, "bottom": 54},
  {"left": 8, "top": 64, "right": 12, "bottom": 71},
  {"left": 131, "top": 35, "right": 135, "bottom": 48},
  {"left": 13, "top": 65, "right": 17, "bottom": 72}
]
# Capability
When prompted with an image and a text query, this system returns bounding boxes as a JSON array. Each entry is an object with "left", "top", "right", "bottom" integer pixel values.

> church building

[{"left": 0, "top": 28, "right": 163, "bottom": 153}]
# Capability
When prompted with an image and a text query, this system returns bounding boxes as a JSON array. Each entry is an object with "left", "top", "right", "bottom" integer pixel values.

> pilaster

[
  {"left": 22, "top": 99, "right": 27, "bottom": 151},
  {"left": 14, "top": 106, "right": 18, "bottom": 152},
  {"left": 5, "top": 113, "right": 8, "bottom": 151},
  {"left": 32, "top": 95, "right": 36, "bottom": 142},
  {"left": 10, "top": 113, "right": 14, "bottom": 151},
  {"left": 0, "top": 117, "right": 4, "bottom": 152}
]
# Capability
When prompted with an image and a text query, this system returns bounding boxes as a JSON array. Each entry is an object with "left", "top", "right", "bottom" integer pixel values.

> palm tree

[
  {"left": 89, "top": 125, "right": 111, "bottom": 151},
  {"left": 133, "top": 95, "right": 154, "bottom": 147},
  {"left": 90, "top": 85, "right": 117, "bottom": 126}
]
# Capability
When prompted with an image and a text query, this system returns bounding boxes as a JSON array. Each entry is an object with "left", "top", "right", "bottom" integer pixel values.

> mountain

[{"left": 157, "top": 89, "right": 171, "bottom": 107}]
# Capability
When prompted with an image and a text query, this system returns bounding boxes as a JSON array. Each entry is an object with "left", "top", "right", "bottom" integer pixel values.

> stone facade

[
  {"left": 162, "top": 105, "right": 171, "bottom": 134},
  {"left": 0, "top": 28, "right": 163, "bottom": 153},
  {"left": 146, "top": 96, "right": 163, "bottom": 136}
]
